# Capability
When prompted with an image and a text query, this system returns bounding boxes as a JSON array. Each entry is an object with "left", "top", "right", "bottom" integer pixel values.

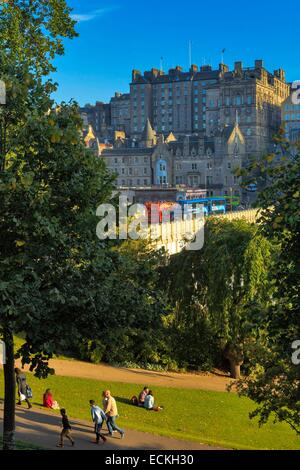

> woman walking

[{"left": 15, "top": 368, "right": 32, "bottom": 409}]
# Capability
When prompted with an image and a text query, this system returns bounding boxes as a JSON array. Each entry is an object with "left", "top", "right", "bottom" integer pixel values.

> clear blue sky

[{"left": 53, "top": 0, "right": 299, "bottom": 106}]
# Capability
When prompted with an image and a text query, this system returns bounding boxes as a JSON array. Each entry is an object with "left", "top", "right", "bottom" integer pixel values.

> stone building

[
  {"left": 281, "top": 92, "right": 300, "bottom": 143},
  {"left": 110, "top": 92, "right": 131, "bottom": 136},
  {"left": 102, "top": 119, "right": 245, "bottom": 200},
  {"left": 130, "top": 60, "right": 290, "bottom": 161},
  {"left": 80, "top": 101, "right": 111, "bottom": 140}
]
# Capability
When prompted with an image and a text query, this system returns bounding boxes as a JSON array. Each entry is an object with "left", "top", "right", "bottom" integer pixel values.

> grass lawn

[
  {"left": 0, "top": 371, "right": 299, "bottom": 450},
  {"left": 0, "top": 440, "right": 44, "bottom": 450}
]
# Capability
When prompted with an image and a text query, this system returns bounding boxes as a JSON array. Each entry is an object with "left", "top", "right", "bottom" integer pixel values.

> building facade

[
  {"left": 80, "top": 101, "right": 111, "bottom": 140},
  {"left": 102, "top": 119, "right": 245, "bottom": 200},
  {"left": 110, "top": 92, "right": 131, "bottom": 136},
  {"left": 130, "top": 60, "right": 290, "bottom": 161},
  {"left": 281, "top": 93, "right": 300, "bottom": 143}
]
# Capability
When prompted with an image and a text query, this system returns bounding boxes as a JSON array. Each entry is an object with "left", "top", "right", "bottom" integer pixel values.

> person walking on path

[
  {"left": 15, "top": 368, "right": 32, "bottom": 409},
  {"left": 103, "top": 390, "right": 125, "bottom": 439},
  {"left": 57, "top": 409, "right": 75, "bottom": 448},
  {"left": 89, "top": 400, "right": 107, "bottom": 444}
]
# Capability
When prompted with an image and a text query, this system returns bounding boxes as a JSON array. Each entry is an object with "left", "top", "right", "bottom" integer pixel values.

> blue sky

[{"left": 53, "top": 0, "right": 299, "bottom": 106}]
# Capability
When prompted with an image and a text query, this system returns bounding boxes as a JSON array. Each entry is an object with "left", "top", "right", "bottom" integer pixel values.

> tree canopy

[{"left": 235, "top": 135, "right": 300, "bottom": 434}]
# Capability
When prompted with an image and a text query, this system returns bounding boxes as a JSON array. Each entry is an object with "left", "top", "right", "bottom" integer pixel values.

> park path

[
  {"left": 0, "top": 403, "right": 224, "bottom": 451},
  {"left": 15, "top": 358, "right": 233, "bottom": 392}
]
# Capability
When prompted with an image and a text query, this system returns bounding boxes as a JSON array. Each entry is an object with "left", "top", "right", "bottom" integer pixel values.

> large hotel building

[{"left": 130, "top": 60, "right": 290, "bottom": 160}]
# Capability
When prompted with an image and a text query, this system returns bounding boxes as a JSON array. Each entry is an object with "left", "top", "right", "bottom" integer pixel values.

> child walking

[{"left": 57, "top": 409, "right": 75, "bottom": 448}]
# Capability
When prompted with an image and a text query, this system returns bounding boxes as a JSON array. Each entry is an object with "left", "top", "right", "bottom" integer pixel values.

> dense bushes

[{"left": 73, "top": 219, "right": 274, "bottom": 377}]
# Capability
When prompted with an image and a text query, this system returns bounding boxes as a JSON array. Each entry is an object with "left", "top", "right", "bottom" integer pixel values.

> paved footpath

[
  {"left": 13, "top": 358, "right": 232, "bottom": 392},
  {"left": 0, "top": 404, "right": 224, "bottom": 451}
]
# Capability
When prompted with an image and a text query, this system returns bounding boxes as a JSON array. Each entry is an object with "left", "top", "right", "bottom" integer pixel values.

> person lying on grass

[{"left": 144, "top": 390, "right": 163, "bottom": 412}]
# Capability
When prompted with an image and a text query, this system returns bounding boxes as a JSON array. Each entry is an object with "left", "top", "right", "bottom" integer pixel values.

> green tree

[
  {"left": 164, "top": 218, "right": 273, "bottom": 378},
  {"left": 76, "top": 240, "right": 170, "bottom": 367},
  {"left": 235, "top": 135, "right": 300, "bottom": 434},
  {"left": 0, "top": 0, "right": 117, "bottom": 450}
]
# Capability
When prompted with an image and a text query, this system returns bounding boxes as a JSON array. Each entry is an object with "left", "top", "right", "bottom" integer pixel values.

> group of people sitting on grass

[{"left": 131, "top": 386, "right": 163, "bottom": 411}]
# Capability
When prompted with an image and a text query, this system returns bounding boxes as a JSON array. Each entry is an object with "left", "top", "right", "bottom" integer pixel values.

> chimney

[
  {"left": 190, "top": 64, "right": 198, "bottom": 74},
  {"left": 151, "top": 68, "right": 160, "bottom": 78},
  {"left": 274, "top": 68, "right": 286, "bottom": 82},
  {"left": 255, "top": 60, "right": 264, "bottom": 69},
  {"left": 219, "top": 63, "right": 229, "bottom": 73},
  {"left": 200, "top": 65, "right": 212, "bottom": 72},
  {"left": 234, "top": 61, "right": 243, "bottom": 73},
  {"left": 132, "top": 69, "right": 141, "bottom": 81}
]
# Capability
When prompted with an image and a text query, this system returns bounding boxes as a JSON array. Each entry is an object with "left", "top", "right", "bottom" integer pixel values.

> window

[
  {"left": 236, "top": 95, "right": 242, "bottom": 106},
  {"left": 192, "top": 163, "right": 198, "bottom": 170},
  {"left": 207, "top": 162, "right": 212, "bottom": 170},
  {"left": 144, "top": 179, "right": 148, "bottom": 186},
  {"left": 247, "top": 95, "right": 253, "bottom": 105},
  {"left": 225, "top": 96, "right": 230, "bottom": 106}
]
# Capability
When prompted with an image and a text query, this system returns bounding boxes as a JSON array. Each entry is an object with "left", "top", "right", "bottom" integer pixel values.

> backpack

[{"left": 26, "top": 385, "right": 33, "bottom": 399}]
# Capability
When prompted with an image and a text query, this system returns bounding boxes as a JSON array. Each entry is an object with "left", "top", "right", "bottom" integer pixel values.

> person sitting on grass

[
  {"left": 43, "top": 389, "right": 60, "bottom": 410},
  {"left": 144, "top": 390, "right": 163, "bottom": 412},
  {"left": 89, "top": 400, "right": 107, "bottom": 445},
  {"left": 57, "top": 409, "right": 75, "bottom": 448},
  {"left": 138, "top": 386, "right": 149, "bottom": 407},
  {"left": 130, "top": 386, "right": 149, "bottom": 406}
]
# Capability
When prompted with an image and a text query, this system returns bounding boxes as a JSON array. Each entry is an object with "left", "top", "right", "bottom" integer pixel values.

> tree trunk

[
  {"left": 3, "top": 328, "right": 15, "bottom": 450},
  {"left": 229, "top": 359, "right": 241, "bottom": 379}
]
